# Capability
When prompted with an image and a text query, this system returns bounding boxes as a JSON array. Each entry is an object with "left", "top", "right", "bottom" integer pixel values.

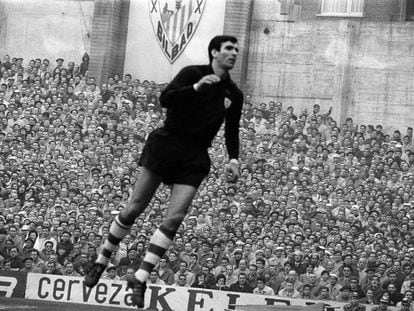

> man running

[{"left": 84, "top": 35, "right": 243, "bottom": 308}]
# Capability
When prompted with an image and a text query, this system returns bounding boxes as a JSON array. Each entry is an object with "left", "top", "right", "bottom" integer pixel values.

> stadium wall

[
  {"left": 0, "top": 0, "right": 94, "bottom": 65},
  {"left": 246, "top": 0, "right": 414, "bottom": 131}
]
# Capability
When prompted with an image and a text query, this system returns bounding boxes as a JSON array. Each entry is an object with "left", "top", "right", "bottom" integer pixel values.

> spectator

[
  {"left": 63, "top": 261, "right": 81, "bottom": 277},
  {"left": 253, "top": 276, "right": 274, "bottom": 295},
  {"left": 316, "top": 286, "right": 331, "bottom": 301},
  {"left": 229, "top": 273, "right": 253, "bottom": 293},
  {"left": 301, "top": 284, "right": 312, "bottom": 299},
  {"left": 157, "top": 257, "right": 175, "bottom": 285},
  {"left": 214, "top": 274, "right": 229, "bottom": 291},
  {"left": 338, "top": 286, "right": 352, "bottom": 303},
  {"left": 2, "top": 52, "right": 414, "bottom": 308},
  {"left": 371, "top": 295, "right": 391, "bottom": 311},
  {"left": 191, "top": 272, "right": 210, "bottom": 289},
  {"left": 173, "top": 274, "right": 188, "bottom": 287},
  {"left": 147, "top": 269, "right": 165, "bottom": 285},
  {"left": 343, "top": 291, "right": 366, "bottom": 311},
  {"left": 9, "top": 247, "right": 23, "bottom": 270},
  {"left": 103, "top": 265, "right": 120, "bottom": 281},
  {"left": 278, "top": 280, "right": 300, "bottom": 298},
  {"left": 173, "top": 261, "right": 195, "bottom": 287},
  {"left": 265, "top": 264, "right": 283, "bottom": 294}
]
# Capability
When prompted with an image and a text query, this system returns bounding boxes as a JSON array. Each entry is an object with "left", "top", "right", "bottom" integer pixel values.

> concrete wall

[
  {"left": 246, "top": 1, "right": 414, "bottom": 131},
  {"left": 0, "top": 0, "right": 94, "bottom": 65},
  {"left": 223, "top": 0, "right": 254, "bottom": 89}
]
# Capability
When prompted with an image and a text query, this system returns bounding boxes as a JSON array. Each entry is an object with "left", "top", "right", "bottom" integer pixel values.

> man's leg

[
  {"left": 85, "top": 167, "right": 162, "bottom": 287},
  {"left": 128, "top": 183, "right": 197, "bottom": 307}
]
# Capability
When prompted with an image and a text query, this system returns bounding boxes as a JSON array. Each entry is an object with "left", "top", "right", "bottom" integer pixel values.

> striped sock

[
  {"left": 96, "top": 214, "right": 132, "bottom": 266},
  {"left": 134, "top": 225, "right": 175, "bottom": 282}
]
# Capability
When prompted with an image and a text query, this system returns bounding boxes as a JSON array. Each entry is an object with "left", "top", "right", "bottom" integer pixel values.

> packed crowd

[{"left": 1, "top": 54, "right": 414, "bottom": 310}]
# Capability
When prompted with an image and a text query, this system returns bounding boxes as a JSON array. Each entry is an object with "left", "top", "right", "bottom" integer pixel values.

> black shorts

[{"left": 139, "top": 128, "right": 211, "bottom": 187}]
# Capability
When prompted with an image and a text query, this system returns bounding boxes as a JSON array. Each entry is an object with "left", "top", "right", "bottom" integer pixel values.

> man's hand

[
  {"left": 224, "top": 159, "right": 239, "bottom": 183},
  {"left": 193, "top": 74, "right": 221, "bottom": 92}
]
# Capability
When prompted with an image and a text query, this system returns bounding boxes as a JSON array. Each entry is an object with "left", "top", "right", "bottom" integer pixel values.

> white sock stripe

[
  {"left": 135, "top": 270, "right": 150, "bottom": 283},
  {"left": 96, "top": 254, "right": 110, "bottom": 266},
  {"left": 151, "top": 229, "right": 173, "bottom": 249},
  {"left": 110, "top": 221, "right": 130, "bottom": 239},
  {"left": 103, "top": 240, "right": 117, "bottom": 252},
  {"left": 143, "top": 252, "right": 161, "bottom": 265},
  {"left": 115, "top": 216, "right": 131, "bottom": 229}
]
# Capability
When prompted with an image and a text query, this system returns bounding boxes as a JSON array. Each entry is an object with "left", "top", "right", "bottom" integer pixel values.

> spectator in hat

[
  {"left": 119, "top": 248, "right": 141, "bottom": 270},
  {"left": 20, "top": 257, "right": 38, "bottom": 273},
  {"left": 343, "top": 291, "right": 366, "bottom": 311},
  {"left": 338, "top": 286, "right": 352, "bottom": 303},
  {"left": 103, "top": 264, "right": 120, "bottom": 281},
  {"left": 396, "top": 292, "right": 413, "bottom": 310},
  {"left": 371, "top": 295, "right": 391, "bottom": 311},
  {"left": 360, "top": 267, "right": 376, "bottom": 290}
]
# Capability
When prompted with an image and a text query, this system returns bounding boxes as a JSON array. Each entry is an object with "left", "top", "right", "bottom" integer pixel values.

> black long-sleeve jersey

[{"left": 159, "top": 65, "right": 243, "bottom": 159}]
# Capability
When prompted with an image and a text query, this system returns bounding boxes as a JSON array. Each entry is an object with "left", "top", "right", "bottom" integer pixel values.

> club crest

[
  {"left": 149, "top": 0, "right": 206, "bottom": 63},
  {"left": 224, "top": 97, "right": 232, "bottom": 109}
]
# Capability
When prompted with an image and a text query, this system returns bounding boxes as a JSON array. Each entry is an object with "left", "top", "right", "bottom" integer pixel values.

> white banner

[{"left": 25, "top": 273, "right": 396, "bottom": 311}]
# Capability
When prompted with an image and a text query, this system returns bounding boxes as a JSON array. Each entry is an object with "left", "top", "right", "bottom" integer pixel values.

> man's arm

[
  {"left": 159, "top": 66, "right": 199, "bottom": 109},
  {"left": 160, "top": 65, "right": 222, "bottom": 109},
  {"left": 224, "top": 89, "right": 243, "bottom": 183}
]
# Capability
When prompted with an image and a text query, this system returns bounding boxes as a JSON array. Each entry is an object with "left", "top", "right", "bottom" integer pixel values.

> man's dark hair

[{"left": 208, "top": 35, "right": 238, "bottom": 63}]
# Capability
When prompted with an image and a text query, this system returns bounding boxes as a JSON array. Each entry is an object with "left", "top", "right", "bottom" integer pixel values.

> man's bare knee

[
  {"left": 164, "top": 214, "right": 185, "bottom": 231},
  {"left": 120, "top": 206, "right": 141, "bottom": 221},
  {"left": 128, "top": 195, "right": 151, "bottom": 213}
]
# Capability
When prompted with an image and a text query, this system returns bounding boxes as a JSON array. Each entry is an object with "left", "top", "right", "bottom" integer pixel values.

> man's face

[
  {"left": 239, "top": 274, "right": 246, "bottom": 285},
  {"left": 66, "top": 263, "right": 74, "bottom": 273},
  {"left": 178, "top": 276, "right": 186, "bottom": 285},
  {"left": 150, "top": 271, "right": 158, "bottom": 282},
  {"left": 212, "top": 41, "right": 238, "bottom": 70}
]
